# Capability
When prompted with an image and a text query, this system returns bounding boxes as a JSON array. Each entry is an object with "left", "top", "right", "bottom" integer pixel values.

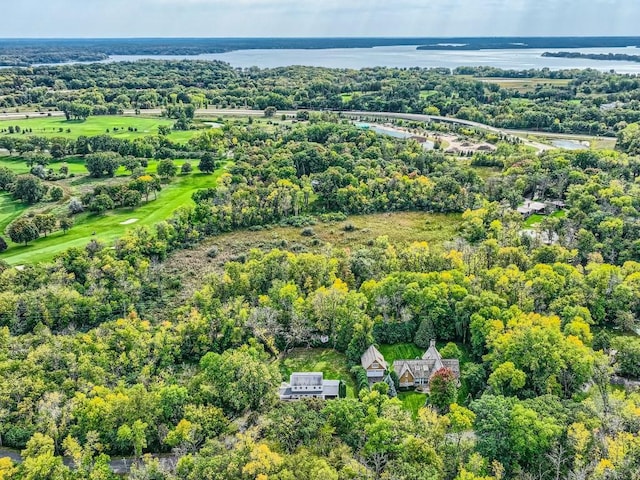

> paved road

[
  {"left": 1, "top": 108, "right": 612, "bottom": 152},
  {"left": 196, "top": 108, "right": 559, "bottom": 152},
  {"left": 0, "top": 111, "right": 65, "bottom": 120},
  {"left": 0, "top": 447, "right": 176, "bottom": 475}
]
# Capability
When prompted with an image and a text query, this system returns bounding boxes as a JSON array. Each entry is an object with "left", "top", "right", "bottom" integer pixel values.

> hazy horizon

[
  {"left": 1, "top": 0, "right": 637, "bottom": 38},
  {"left": 2, "top": 35, "right": 639, "bottom": 40}
]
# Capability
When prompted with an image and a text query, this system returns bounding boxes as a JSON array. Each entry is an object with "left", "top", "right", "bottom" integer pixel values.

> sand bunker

[{"left": 120, "top": 218, "right": 139, "bottom": 225}]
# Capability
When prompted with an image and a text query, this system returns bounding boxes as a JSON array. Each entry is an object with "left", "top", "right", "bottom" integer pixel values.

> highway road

[{"left": 1, "top": 107, "right": 613, "bottom": 152}]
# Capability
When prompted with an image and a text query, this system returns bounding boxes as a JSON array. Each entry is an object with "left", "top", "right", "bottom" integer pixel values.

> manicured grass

[
  {"left": 379, "top": 343, "right": 424, "bottom": 364},
  {"left": 0, "top": 155, "right": 89, "bottom": 175},
  {"left": 340, "top": 91, "right": 363, "bottom": 103},
  {"left": 0, "top": 165, "right": 227, "bottom": 265},
  {"left": 0, "top": 115, "right": 207, "bottom": 142},
  {"left": 277, "top": 348, "right": 356, "bottom": 398},
  {"left": 523, "top": 209, "right": 566, "bottom": 227},
  {"left": 397, "top": 391, "right": 427, "bottom": 417},
  {"left": 0, "top": 155, "right": 197, "bottom": 178},
  {"left": 0, "top": 192, "right": 27, "bottom": 236}
]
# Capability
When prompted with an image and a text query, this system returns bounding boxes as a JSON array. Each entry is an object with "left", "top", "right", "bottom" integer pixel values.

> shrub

[
  {"left": 350, "top": 366, "right": 370, "bottom": 394},
  {"left": 0, "top": 167, "right": 16, "bottom": 191},
  {"left": 207, "top": 246, "right": 220, "bottom": 258},
  {"left": 49, "top": 185, "right": 64, "bottom": 201},
  {"left": 279, "top": 216, "right": 316, "bottom": 227},
  {"left": 181, "top": 162, "right": 193, "bottom": 174},
  {"left": 68, "top": 198, "right": 84, "bottom": 214},
  {"left": 319, "top": 212, "right": 347, "bottom": 223},
  {"left": 0, "top": 236, "right": 7, "bottom": 252},
  {"left": 300, "top": 227, "right": 315, "bottom": 237},
  {"left": 89, "top": 194, "right": 115, "bottom": 214},
  {"left": 342, "top": 223, "right": 357, "bottom": 232}
]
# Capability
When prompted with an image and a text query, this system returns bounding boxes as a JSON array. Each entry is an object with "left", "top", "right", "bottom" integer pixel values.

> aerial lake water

[{"left": 101, "top": 46, "right": 640, "bottom": 72}]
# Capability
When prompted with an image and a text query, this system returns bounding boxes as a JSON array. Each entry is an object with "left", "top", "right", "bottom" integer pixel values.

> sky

[{"left": 2, "top": 0, "right": 638, "bottom": 38}]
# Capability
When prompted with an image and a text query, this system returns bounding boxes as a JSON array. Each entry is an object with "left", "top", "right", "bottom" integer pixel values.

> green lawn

[
  {"left": 0, "top": 165, "right": 227, "bottom": 265},
  {"left": 476, "top": 77, "right": 572, "bottom": 93},
  {"left": 0, "top": 192, "right": 27, "bottom": 236},
  {"left": 0, "top": 155, "right": 197, "bottom": 177},
  {"left": 379, "top": 343, "right": 424, "bottom": 364},
  {"left": 0, "top": 155, "right": 89, "bottom": 175},
  {"left": 397, "top": 391, "right": 427, "bottom": 417},
  {"left": 277, "top": 348, "right": 357, "bottom": 398},
  {"left": 523, "top": 209, "right": 566, "bottom": 227},
  {"left": 340, "top": 92, "right": 361, "bottom": 103},
  {"left": 0, "top": 115, "right": 207, "bottom": 142}
]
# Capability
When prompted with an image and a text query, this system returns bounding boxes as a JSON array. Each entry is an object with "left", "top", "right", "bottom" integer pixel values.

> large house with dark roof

[
  {"left": 362, "top": 340, "right": 460, "bottom": 391},
  {"left": 361, "top": 344, "right": 388, "bottom": 384},
  {"left": 393, "top": 340, "right": 460, "bottom": 389},
  {"left": 278, "top": 372, "right": 341, "bottom": 401}
]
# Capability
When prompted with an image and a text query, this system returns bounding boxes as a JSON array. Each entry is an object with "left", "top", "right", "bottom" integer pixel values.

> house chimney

[{"left": 430, "top": 339, "right": 436, "bottom": 348}]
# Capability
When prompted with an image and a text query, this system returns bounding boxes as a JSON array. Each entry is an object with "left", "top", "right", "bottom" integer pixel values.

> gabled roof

[
  {"left": 290, "top": 372, "right": 323, "bottom": 386},
  {"left": 391, "top": 340, "right": 461, "bottom": 382},
  {"left": 422, "top": 340, "right": 444, "bottom": 371},
  {"left": 395, "top": 361, "right": 414, "bottom": 379},
  {"left": 442, "top": 359, "right": 461, "bottom": 378},
  {"left": 392, "top": 359, "right": 440, "bottom": 380},
  {"left": 422, "top": 340, "right": 442, "bottom": 361},
  {"left": 361, "top": 345, "right": 387, "bottom": 370}
]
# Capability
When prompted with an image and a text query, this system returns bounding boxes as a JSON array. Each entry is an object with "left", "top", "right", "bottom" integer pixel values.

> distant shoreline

[
  {"left": 542, "top": 51, "right": 640, "bottom": 63},
  {"left": 1, "top": 36, "right": 640, "bottom": 66}
]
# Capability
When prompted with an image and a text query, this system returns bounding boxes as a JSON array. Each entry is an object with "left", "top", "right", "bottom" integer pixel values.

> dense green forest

[
  {"left": 0, "top": 60, "right": 640, "bottom": 480},
  {"left": 3, "top": 61, "right": 640, "bottom": 135}
]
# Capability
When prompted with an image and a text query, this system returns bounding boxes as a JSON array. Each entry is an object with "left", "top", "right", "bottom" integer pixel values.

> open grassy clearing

[
  {"left": 277, "top": 348, "right": 357, "bottom": 398},
  {"left": 161, "top": 211, "right": 464, "bottom": 306},
  {"left": 340, "top": 92, "right": 358, "bottom": 102},
  {"left": 475, "top": 77, "right": 572, "bottom": 93},
  {"left": 0, "top": 165, "right": 227, "bottom": 265},
  {"left": 419, "top": 90, "right": 439, "bottom": 100},
  {"left": 523, "top": 209, "right": 566, "bottom": 227},
  {"left": 379, "top": 343, "right": 424, "bottom": 363},
  {"left": 0, "top": 115, "right": 206, "bottom": 142},
  {"left": 470, "top": 165, "right": 503, "bottom": 180},
  {"left": 0, "top": 154, "right": 91, "bottom": 175},
  {"left": 0, "top": 156, "right": 198, "bottom": 177},
  {"left": 0, "top": 192, "right": 27, "bottom": 235}
]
